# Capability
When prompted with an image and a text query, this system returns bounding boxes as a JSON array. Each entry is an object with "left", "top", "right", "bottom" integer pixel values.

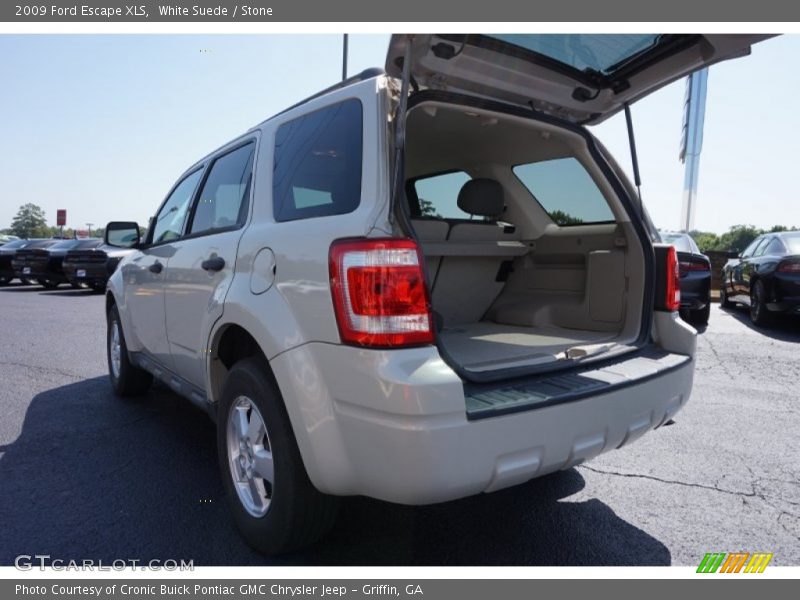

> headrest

[{"left": 457, "top": 179, "right": 504, "bottom": 218}]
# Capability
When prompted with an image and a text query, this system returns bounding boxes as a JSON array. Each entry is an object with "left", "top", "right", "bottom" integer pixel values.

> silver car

[{"left": 103, "top": 34, "right": 764, "bottom": 554}]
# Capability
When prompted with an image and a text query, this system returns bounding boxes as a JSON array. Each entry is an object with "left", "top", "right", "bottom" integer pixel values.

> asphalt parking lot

[{"left": 0, "top": 283, "right": 798, "bottom": 566}]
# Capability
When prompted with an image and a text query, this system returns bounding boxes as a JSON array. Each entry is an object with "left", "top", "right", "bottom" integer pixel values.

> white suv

[{"left": 104, "top": 34, "right": 764, "bottom": 554}]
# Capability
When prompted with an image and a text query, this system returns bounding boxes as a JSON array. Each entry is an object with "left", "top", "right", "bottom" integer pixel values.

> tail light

[
  {"left": 679, "top": 259, "right": 710, "bottom": 276},
  {"left": 777, "top": 261, "right": 800, "bottom": 273},
  {"left": 329, "top": 238, "right": 433, "bottom": 348},
  {"left": 655, "top": 245, "right": 681, "bottom": 312}
]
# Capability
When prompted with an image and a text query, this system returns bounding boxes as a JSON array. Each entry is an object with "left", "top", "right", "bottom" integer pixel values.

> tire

[
  {"left": 106, "top": 304, "right": 152, "bottom": 397},
  {"left": 749, "top": 280, "right": 772, "bottom": 327},
  {"left": 70, "top": 281, "right": 85, "bottom": 289},
  {"left": 217, "top": 357, "right": 339, "bottom": 555},
  {"left": 690, "top": 303, "right": 710, "bottom": 326},
  {"left": 20, "top": 277, "right": 35, "bottom": 285},
  {"left": 90, "top": 283, "right": 106, "bottom": 294},
  {"left": 720, "top": 283, "right": 733, "bottom": 308},
  {"left": 40, "top": 278, "right": 60, "bottom": 290}
]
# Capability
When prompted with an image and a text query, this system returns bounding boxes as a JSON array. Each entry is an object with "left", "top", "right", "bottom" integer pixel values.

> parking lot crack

[
  {"left": 699, "top": 336, "right": 736, "bottom": 380},
  {"left": 0, "top": 360, "right": 84, "bottom": 381},
  {"left": 579, "top": 465, "right": 757, "bottom": 498}
]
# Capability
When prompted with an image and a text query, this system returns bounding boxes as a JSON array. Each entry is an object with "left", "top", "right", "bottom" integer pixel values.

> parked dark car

[
  {"left": 63, "top": 244, "right": 135, "bottom": 292},
  {"left": 1, "top": 239, "right": 51, "bottom": 285},
  {"left": 10, "top": 239, "right": 62, "bottom": 285},
  {"left": 23, "top": 238, "right": 104, "bottom": 289},
  {"left": 660, "top": 231, "right": 711, "bottom": 325},
  {"left": 721, "top": 231, "right": 800, "bottom": 326}
]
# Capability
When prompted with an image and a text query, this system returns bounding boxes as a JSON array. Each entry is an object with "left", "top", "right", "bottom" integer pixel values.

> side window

[
  {"left": 151, "top": 169, "right": 204, "bottom": 244},
  {"left": 189, "top": 142, "right": 255, "bottom": 235},
  {"left": 411, "top": 171, "right": 473, "bottom": 220},
  {"left": 754, "top": 238, "right": 772, "bottom": 257},
  {"left": 741, "top": 238, "right": 762, "bottom": 258},
  {"left": 272, "top": 99, "right": 363, "bottom": 222},
  {"left": 763, "top": 238, "right": 786, "bottom": 255},
  {"left": 514, "top": 158, "right": 615, "bottom": 226}
]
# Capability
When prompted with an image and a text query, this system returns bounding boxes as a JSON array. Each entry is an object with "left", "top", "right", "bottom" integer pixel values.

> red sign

[{"left": 56, "top": 209, "right": 67, "bottom": 227}]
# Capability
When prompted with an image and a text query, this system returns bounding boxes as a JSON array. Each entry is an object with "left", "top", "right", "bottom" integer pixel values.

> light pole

[
  {"left": 86, "top": 223, "right": 94, "bottom": 238},
  {"left": 679, "top": 68, "right": 708, "bottom": 233}
]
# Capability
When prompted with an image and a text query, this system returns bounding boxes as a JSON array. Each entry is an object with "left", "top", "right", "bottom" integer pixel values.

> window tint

[
  {"left": 152, "top": 169, "right": 204, "bottom": 244},
  {"left": 189, "top": 143, "right": 255, "bottom": 235},
  {"left": 513, "top": 158, "right": 615, "bottom": 226},
  {"left": 273, "top": 99, "right": 363, "bottom": 222},
  {"left": 752, "top": 238, "right": 770, "bottom": 257},
  {"left": 412, "top": 171, "right": 473, "bottom": 220},
  {"left": 783, "top": 234, "right": 800, "bottom": 254},
  {"left": 741, "top": 238, "right": 762, "bottom": 258},
  {"left": 49, "top": 240, "right": 81, "bottom": 251},
  {"left": 763, "top": 238, "right": 786, "bottom": 255},
  {"left": 660, "top": 233, "right": 694, "bottom": 253}
]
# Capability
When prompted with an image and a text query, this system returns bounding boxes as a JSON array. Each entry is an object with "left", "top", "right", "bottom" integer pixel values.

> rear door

[
  {"left": 735, "top": 237, "right": 768, "bottom": 297},
  {"left": 163, "top": 138, "right": 257, "bottom": 389},
  {"left": 386, "top": 34, "right": 771, "bottom": 124}
]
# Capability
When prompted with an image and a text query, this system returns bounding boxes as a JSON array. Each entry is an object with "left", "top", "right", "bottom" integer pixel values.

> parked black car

[
  {"left": 721, "top": 231, "right": 800, "bottom": 326},
  {"left": 23, "top": 238, "right": 104, "bottom": 289},
  {"left": 10, "top": 239, "right": 62, "bottom": 285},
  {"left": 1, "top": 239, "right": 52, "bottom": 285},
  {"left": 63, "top": 244, "right": 135, "bottom": 292},
  {"left": 660, "top": 231, "right": 711, "bottom": 325}
]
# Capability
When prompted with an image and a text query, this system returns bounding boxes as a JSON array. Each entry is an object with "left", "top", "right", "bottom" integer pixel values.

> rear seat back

[
  {"left": 410, "top": 218, "right": 449, "bottom": 283},
  {"left": 429, "top": 179, "right": 525, "bottom": 326}
]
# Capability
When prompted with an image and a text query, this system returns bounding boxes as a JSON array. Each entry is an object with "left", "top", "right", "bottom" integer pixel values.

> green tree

[
  {"left": 10, "top": 203, "right": 48, "bottom": 238},
  {"left": 418, "top": 197, "right": 441, "bottom": 219},
  {"left": 688, "top": 230, "right": 720, "bottom": 253},
  {"left": 549, "top": 210, "right": 584, "bottom": 226},
  {"left": 716, "top": 224, "right": 761, "bottom": 253}
]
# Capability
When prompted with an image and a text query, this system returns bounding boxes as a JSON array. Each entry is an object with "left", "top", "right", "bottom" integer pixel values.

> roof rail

[{"left": 252, "top": 67, "right": 386, "bottom": 129}]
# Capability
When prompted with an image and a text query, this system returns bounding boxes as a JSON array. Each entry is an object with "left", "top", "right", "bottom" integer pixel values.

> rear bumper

[
  {"left": 768, "top": 274, "right": 800, "bottom": 313},
  {"left": 679, "top": 273, "right": 711, "bottom": 310},
  {"left": 271, "top": 337, "right": 694, "bottom": 505},
  {"left": 63, "top": 264, "right": 109, "bottom": 286}
]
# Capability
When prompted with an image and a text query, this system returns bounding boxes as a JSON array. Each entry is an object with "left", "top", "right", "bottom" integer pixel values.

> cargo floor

[{"left": 438, "top": 322, "right": 616, "bottom": 372}]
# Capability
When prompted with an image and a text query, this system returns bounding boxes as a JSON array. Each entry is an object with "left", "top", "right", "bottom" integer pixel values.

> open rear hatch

[
  {"left": 387, "top": 34, "right": 769, "bottom": 384},
  {"left": 387, "top": 34, "right": 770, "bottom": 124}
]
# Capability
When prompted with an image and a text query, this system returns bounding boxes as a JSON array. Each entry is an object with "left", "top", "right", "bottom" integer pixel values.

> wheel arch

[{"left": 208, "top": 323, "right": 273, "bottom": 405}]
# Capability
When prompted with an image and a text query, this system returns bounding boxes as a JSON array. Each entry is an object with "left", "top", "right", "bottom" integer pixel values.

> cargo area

[{"left": 404, "top": 101, "right": 646, "bottom": 379}]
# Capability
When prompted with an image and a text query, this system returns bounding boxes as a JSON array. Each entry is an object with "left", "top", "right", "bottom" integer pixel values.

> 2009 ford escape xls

[{"left": 103, "top": 34, "right": 766, "bottom": 554}]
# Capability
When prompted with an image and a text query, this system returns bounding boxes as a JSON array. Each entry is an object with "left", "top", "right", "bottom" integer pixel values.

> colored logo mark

[{"left": 697, "top": 552, "right": 773, "bottom": 573}]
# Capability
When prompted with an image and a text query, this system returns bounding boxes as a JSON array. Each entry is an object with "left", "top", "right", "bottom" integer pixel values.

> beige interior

[{"left": 405, "top": 102, "right": 645, "bottom": 375}]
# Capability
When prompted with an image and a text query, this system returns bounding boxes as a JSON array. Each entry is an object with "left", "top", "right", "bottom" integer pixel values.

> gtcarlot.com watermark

[{"left": 14, "top": 554, "right": 194, "bottom": 571}]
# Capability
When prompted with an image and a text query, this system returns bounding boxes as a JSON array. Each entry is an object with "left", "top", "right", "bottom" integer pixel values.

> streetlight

[{"left": 86, "top": 223, "right": 94, "bottom": 238}]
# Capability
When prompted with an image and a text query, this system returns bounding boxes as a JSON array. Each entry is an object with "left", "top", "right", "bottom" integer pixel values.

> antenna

[{"left": 342, "top": 34, "right": 348, "bottom": 81}]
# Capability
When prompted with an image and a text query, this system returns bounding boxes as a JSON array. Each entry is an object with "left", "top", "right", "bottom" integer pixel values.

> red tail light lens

[
  {"left": 778, "top": 261, "right": 800, "bottom": 273},
  {"left": 679, "top": 260, "right": 710, "bottom": 275},
  {"left": 329, "top": 238, "right": 434, "bottom": 348},
  {"left": 665, "top": 246, "right": 681, "bottom": 311}
]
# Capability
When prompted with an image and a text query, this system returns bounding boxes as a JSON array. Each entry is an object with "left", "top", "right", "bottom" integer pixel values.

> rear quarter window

[
  {"left": 272, "top": 99, "right": 363, "bottom": 222},
  {"left": 513, "top": 157, "right": 615, "bottom": 226}
]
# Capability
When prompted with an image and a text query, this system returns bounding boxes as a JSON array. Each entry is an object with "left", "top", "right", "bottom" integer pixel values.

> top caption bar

[{"left": 2, "top": 0, "right": 800, "bottom": 22}]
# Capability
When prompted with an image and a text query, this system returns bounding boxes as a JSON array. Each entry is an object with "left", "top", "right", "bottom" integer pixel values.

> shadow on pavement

[
  {"left": 0, "top": 377, "right": 671, "bottom": 566},
  {"left": 719, "top": 303, "right": 800, "bottom": 342}
]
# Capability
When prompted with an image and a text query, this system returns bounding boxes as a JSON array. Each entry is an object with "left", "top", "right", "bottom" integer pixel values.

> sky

[{"left": 0, "top": 34, "right": 797, "bottom": 235}]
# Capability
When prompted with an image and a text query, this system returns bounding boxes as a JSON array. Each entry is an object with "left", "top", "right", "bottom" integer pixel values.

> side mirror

[{"left": 105, "top": 221, "right": 141, "bottom": 249}]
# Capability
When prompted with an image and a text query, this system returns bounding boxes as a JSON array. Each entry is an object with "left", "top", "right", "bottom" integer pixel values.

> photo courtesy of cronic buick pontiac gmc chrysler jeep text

[{"left": 101, "top": 34, "right": 767, "bottom": 554}]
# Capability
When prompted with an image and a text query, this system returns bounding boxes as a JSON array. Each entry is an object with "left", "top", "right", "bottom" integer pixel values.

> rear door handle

[
  {"left": 149, "top": 261, "right": 163, "bottom": 274},
  {"left": 201, "top": 256, "right": 225, "bottom": 272}
]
